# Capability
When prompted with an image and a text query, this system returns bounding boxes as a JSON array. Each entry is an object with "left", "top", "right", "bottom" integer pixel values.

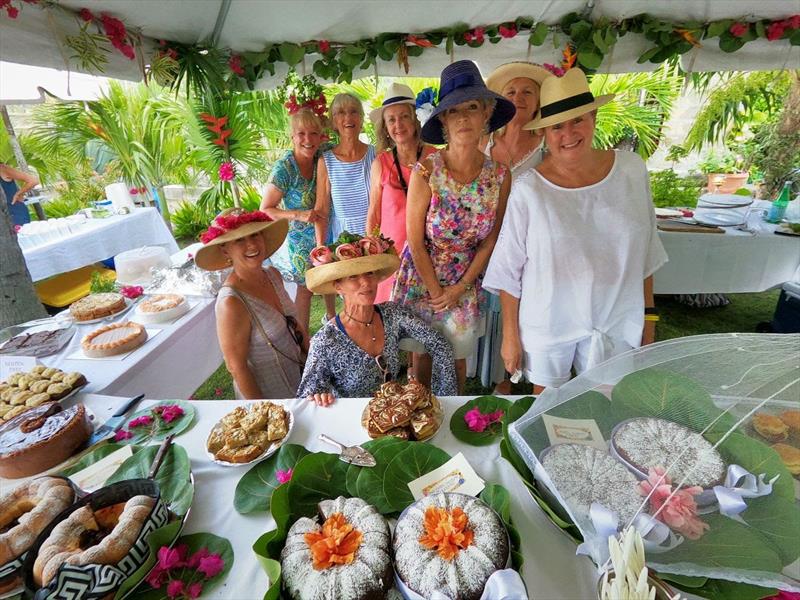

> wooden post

[{"left": 0, "top": 106, "right": 46, "bottom": 221}]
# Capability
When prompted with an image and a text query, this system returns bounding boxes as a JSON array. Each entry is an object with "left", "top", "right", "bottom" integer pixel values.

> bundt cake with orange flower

[
  {"left": 280, "top": 496, "right": 392, "bottom": 600},
  {"left": 393, "top": 492, "right": 509, "bottom": 600}
]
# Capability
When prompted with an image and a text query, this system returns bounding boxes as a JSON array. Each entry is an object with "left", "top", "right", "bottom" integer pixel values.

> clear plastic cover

[{"left": 510, "top": 333, "right": 800, "bottom": 591}]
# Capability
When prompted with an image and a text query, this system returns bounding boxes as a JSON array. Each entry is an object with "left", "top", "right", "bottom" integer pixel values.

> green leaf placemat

[
  {"left": 450, "top": 395, "right": 512, "bottom": 446},
  {"left": 117, "top": 401, "right": 196, "bottom": 445},
  {"left": 382, "top": 442, "right": 451, "bottom": 513},
  {"left": 234, "top": 444, "right": 310, "bottom": 514},
  {"left": 352, "top": 437, "right": 407, "bottom": 513},
  {"left": 60, "top": 443, "right": 128, "bottom": 477},
  {"left": 115, "top": 520, "right": 183, "bottom": 600},
  {"left": 500, "top": 396, "right": 535, "bottom": 479}
]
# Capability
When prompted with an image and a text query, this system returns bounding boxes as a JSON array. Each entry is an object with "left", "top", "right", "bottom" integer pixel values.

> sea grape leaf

[
  {"left": 286, "top": 452, "right": 350, "bottom": 519},
  {"left": 382, "top": 443, "right": 451, "bottom": 513},
  {"left": 234, "top": 444, "right": 310, "bottom": 514},
  {"left": 450, "top": 395, "right": 512, "bottom": 446},
  {"left": 353, "top": 437, "right": 408, "bottom": 514},
  {"left": 60, "top": 443, "right": 127, "bottom": 477}
]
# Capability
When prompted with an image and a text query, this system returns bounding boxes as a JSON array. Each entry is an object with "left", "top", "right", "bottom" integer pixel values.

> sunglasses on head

[
  {"left": 375, "top": 354, "right": 390, "bottom": 384},
  {"left": 284, "top": 315, "right": 304, "bottom": 348}
]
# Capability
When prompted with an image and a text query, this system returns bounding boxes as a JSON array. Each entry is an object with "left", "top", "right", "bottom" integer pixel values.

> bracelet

[
  {"left": 461, "top": 281, "right": 474, "bottom": 292},
  {"left": 644, "top": 315, "right": 660, "bottom": 323}
]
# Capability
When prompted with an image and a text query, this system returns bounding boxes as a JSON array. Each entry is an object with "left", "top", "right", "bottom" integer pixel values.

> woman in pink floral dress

[{"left": 393, "top": 60, "right": 513, "bottom": 392}]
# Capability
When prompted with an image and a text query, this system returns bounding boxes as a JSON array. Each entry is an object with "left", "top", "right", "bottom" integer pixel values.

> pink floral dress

[{"left": 392, "top": 150, "right": 507, "bottom": 358}]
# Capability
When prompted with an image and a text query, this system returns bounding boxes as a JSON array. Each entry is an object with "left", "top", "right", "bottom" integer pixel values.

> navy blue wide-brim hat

[{"left": 421, "top": 60, "right": 516, "bottom": 145}]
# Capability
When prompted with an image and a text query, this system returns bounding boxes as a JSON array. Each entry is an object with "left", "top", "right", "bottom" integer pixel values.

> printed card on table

[
  {"left": 0, "top": 355, "right": 38, "bottom": 380},
  {"left": 542, "top": 414, "right": 607, "bottom": 450},
  {"left": 68, "top": 445, "right": 134, "bottom": 492},
  {"left": 407, "top": 452, "right": 485, "bottom": 500}
]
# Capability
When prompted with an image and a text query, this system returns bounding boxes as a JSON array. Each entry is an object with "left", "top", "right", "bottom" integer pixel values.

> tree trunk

[{"left": 0, "top": 186, "right": 47, "bottom": 328}]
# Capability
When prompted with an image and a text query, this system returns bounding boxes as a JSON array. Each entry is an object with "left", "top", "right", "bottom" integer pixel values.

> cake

[
  {"left": 362, "top": 380, "right": 443, "bottom": 441},
  {"left": 134, "top": 294, "right": 189, "bottom": 324},
  {"left": 69, "top": 293, "right": 126, "bottom": 321},
  {"left": 612, "top": 418, "right": 726, "bottom": 488},
  {"left": 0, "top": 329, "right": 69, "bottom": 357},
  {"left": 280, "top": 497, "right": 392, "bottom": 600},
  {"left": 393, "top": 492, "right": 509, "bottom": 600},
  {"left": 0, "top": 368, "right": 86, "bottom": 423},
  {"left": 207, "top": 402, "right": 290, "bottom": 463},
  {"left": 541, "top": 443, "right": 644, "bottom": 525},
  {"left": 81, "top": 321, "right": 148, "bottom": 358},
  {"left": 0, "top": 404, "right": 92, "bottom": 478}
]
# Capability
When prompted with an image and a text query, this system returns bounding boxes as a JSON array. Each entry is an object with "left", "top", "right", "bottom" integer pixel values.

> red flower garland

[{"left": 200, "top": 210, "right": 272, "bottom": 244}]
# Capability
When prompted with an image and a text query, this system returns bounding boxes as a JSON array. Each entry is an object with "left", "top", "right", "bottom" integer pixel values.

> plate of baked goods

[
  {"left": 206, "top": 401, "right": 294, "bottom": 466},
  {"left": 0, "top": 325, "right": 75, "bottom": 358},
  {"left": 0, "top": 367, "right": 88, "bottom": 424},
  {"left": 133, "top": 293, "right": 191, "bottom": 324},
  {"left": 80, "top": 320, "right": 149, "bottom": 358},
  {"left": 69, "top": 292, "right": 133, "bottom": 324},
  {"left": 362, "top": 380, "right": 443, "bottom": 441}
]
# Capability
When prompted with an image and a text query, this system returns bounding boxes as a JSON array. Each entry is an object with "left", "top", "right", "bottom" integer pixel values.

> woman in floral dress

[{"left": 393, "top": 60, "right": 514, "bottom": 393}]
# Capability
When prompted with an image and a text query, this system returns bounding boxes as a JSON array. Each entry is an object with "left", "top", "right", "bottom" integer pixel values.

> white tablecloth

[
  {"left": 654, "top": 204, "right": 800, "bottom": 294},
  {"left": 74, "top": 394, "right": 598, "bottom": 600},
  {"left": 23, "top": 208, "right": 179, "bottom": 282}
]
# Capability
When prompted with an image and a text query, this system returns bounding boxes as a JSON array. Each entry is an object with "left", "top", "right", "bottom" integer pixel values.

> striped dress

[{"left": 322, "top": 144, "right": 375, "bottom": 241}]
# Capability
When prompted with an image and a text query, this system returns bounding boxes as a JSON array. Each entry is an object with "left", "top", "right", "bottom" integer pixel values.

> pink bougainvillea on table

[
  {"left": 147, "top": 543, "right": 225, "bottom": 598},
  {"left": 276, "top": 468, "right": 293, "bottom": 484},
  {"left": 114, "top": 429, "right": 133, "bottom": 441},
  {"left": 464, "top": 407, "right": 504, "bottom": 432},
  {"left": 159, "top": 404, "right": 185, "bottom": 423},
  {"left": 120, "top": 285, "right": 144, "bottom": 299},
  {"left": 129, "top": 415, "right": 154, "bottom": 428},
  {"left": 638, "top": 466, "right": 709, "bottom": 540}
]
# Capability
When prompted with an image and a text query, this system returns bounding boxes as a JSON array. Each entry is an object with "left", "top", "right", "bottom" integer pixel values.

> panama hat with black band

[
  {"left": 523, "top": 68, "right": 614, "bottom": 130},
  {"left": 486, "top": 61, "right": 551, "bottom": 94},
  {"left": 420, "top": 60, "right": 516, "bottom": 145},
  {"left": 368, "top": 82, "right": 417, "bottom": 127}
]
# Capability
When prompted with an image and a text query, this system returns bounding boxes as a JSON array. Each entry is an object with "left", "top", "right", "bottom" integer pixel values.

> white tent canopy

[
  {"left": 0, "top": 61, "right": 111, "bottom": 104},
  {"left": 0, "top": 0, "right": 798, "bottom": 88}
]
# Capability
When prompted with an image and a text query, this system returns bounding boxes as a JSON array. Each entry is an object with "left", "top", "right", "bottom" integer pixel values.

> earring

[{"left": 226, "top": 257, "right": 232, "bottom": 266}]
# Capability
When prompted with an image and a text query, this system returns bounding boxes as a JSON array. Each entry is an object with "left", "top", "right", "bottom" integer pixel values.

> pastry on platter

[
  {"left": 81, "top": 321, "right": 148, "bottom": 358},
  {"left": 135, "top": 293, "right": 190, "bottom": 324},
  {"left": 69, "top": 292, "right": 126, "bottom": 321},
  {"left": 779, "top": 410, "right": 800, "bottom": 437},
  {"left": 772, "top": 443, "right": 800, "bottom": 475},
  {"left": 362, "top": 380, "right": 443, "bottom": 441},
  {"left": 753, "top": 412, "right": 790, "bottom": 442},
  {"left": 207, "top": 401, "right": 290, "bottom": 464}
]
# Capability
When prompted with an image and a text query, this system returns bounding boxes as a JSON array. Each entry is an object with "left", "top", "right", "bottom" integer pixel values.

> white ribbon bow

[
  {"left": 713, "top": 464, "right": 778, "bottom": 523},
  {"left": 577, "top": 502, "right": 684, "bottom": 568}
]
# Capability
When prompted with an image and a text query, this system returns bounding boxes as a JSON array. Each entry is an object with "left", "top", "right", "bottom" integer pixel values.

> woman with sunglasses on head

[
  {"left": 196, "top": 209, "right": 306, "bottom": 400},
  {"left": 296, "top": 234, "right": 457, "bottom": 407}
]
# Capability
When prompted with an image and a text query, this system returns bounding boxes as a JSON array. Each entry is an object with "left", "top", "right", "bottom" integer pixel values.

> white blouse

[{"left": 484, "top": 150, "right": 667, "bottom": 353}]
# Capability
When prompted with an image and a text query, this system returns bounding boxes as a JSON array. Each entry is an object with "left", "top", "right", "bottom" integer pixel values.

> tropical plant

[
  {"left": 649, "top": 169, "right": 703, "bottom": 208},
  {"left": 170, "top": 200, "right": 212, "bottom": 241},
  {"left": 696, "top": 150, "right": 745, "bottom": 174}
]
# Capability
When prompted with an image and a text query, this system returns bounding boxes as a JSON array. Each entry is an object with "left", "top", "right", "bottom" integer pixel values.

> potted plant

[{"left": 696, "top": 151, "right": 749, "bottom": 194}]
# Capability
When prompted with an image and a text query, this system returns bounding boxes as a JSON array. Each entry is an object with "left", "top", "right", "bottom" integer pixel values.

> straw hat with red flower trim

[
  {"left": 194, "top": 208, "right": 288, "bottom": 271},
  {"left": 305, "top": 232, "right": 400, "bottom": 295}
]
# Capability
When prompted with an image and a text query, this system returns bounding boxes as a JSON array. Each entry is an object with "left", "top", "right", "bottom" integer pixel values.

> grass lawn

[{"left": 191, "top": 290, "right": 782, "bottom": 399}]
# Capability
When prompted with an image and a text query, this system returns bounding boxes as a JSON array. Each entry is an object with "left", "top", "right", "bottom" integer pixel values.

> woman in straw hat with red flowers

[
  {"left": 484, "top": 68, "right": 667, "bottom": 392},
  {"left": 297, "top": 233, "right": 456, "bottom": 406},
  {"left": 196, "top": 209, "right": 307, "bottom": 399}
]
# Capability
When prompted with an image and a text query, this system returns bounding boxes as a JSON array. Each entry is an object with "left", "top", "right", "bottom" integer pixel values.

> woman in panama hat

[
  {"left": 392, "top": 60, "right": 514, "bottom": 394},
  {"left": 296, "top": 232, "right": 457, "bottom": 406},
  {"left": 366, "top": 83, "right": 436, "bottom": 304},
  {"left": 196, "top": 209, "right": 306, "bottom": 399},
  {"left": 484, "top": 68, "right": 667, "bottom": 391}
]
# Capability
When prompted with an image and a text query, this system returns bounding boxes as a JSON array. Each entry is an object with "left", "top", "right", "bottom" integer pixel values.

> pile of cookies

[
  {"left": 207, "top": 402, "right": 289, "bottom": 464},
  {"left": 752, "top": 410, "right": 800, "bottom": 475},
  {"left": 362, "top": 380, "right": 443, "bottom": 441},
  {"left": 0, "top": 366, "right": 86, "bottom": 422}
]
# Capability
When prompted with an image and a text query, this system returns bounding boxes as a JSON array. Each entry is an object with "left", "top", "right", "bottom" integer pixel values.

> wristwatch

[{"left": 462, "top": 281, "right": 474, "bottom": 292}]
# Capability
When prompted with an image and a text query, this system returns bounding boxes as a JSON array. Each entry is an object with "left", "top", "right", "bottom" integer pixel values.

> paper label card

[
  {"left": 407, "top": 452, "right": 485, "bottom": 500},
  {"left": 542, "top": 414, "right": 607, "bottom": 450},
  {"left": 68, "top": 445, "right": 134, "bottom": 492},
  {"left": 0, "top": 355, "right": 38, "bottom": 380}
]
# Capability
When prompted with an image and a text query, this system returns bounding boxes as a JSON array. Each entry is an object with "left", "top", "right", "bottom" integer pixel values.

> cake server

[
  {"left": 318, "top": 434, "right": 376, "bottom": 467},
  {"left": 88, "top": 393, "right": 145, "bottom": 446}
]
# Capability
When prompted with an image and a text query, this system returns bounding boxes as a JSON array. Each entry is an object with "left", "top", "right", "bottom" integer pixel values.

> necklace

[{"left": 345, "top": 311, "right": 377, "bottom": 342}]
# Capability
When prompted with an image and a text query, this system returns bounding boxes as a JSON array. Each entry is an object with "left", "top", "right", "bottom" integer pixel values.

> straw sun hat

[
  {"left": 194, "top": 208, "right": 288, "bottom": 271},
  {"left": 368, "top": 82, "right": 417, "bottom": 126},
  {"left": 523, "top": 68, "right": 614, "bottom": 130},
  {"left": 305, "top": 234, "right": 401, "bottom": 295},
  {"left": 485, "top": 61, "right": 551, "bottom": 93}
]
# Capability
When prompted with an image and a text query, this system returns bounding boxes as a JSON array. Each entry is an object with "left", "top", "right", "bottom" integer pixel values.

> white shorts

[{"left": 524, "top": 335, "right": 633, "bottom": 388}]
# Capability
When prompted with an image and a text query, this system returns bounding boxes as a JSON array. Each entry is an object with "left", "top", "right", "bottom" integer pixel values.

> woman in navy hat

[{"left": 392, "top": 60, "right": 514, "bottom": 393}]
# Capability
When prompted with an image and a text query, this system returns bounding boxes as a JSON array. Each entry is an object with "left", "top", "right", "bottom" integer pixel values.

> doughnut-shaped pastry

[{"left": 0, "top": 478, "right": 74, "bottom": 565}]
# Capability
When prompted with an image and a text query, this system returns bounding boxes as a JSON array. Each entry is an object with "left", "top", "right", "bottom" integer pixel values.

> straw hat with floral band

[
  {"left": 419, "top": 60, "right": 516, "bottom": 145},
  {"left": 194, "top": 208, "right": 289, "bottom": 271},
  {"left": 485, "top": 61, "right": 551, "bottom": 94},
  {"left": 523, "top": 68, "right": 614, "bottom": 130},
  {"left": 368, "top": 82, "right": 417, "bottom": 127},
  {"left": 305, "top": 231, "right": 400, "bottom": 295}
]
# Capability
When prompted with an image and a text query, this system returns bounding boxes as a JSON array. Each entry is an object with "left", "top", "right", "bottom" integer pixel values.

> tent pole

[
  {"left": 210, "top": 0, "right": 232, "bottom": 47},
  {"left": 0, "top": 106, "right": 45, "bottom": 221}
]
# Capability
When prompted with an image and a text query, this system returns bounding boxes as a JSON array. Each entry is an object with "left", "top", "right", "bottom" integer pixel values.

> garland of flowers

[
  {"left": 278, "top": 70, "right": 327, "bottom": 117},
  {"left": 200, "top": 209, "right": 272, "bottom": 244}
]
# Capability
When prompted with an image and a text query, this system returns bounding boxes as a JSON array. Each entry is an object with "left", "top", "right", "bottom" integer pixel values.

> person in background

[
  {"left": 480, "top": 62, "right": 551, "bottom": 394},
  {"left": 196, "top": 209, "right": 306, "bottom": 400},
  {"left": 261, "top": 107, "right": 325, "bottom": 336},
  {"left": 484, "top": 68, "right": 667, "bottom": 392},
  {"left": 366, "top": 83, "right": 435, "bottom": 303},
  {"left": 0, "top": 163, "right": 39, "bottom": 227},
  {"left": 297, "top": 232, "right": 457, "bottom": 405},
  {"left": 392, "top": 60, "right": 514, "bottom": 394},
  {"left": 314, "top": 93, "right": 376, "bottom": 322}
]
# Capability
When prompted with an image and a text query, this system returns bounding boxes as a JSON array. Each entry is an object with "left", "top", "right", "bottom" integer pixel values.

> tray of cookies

[
  {"left": 361, "top": 380, "right": 443, "bottom": 441},
  {"left": 206, "top": 401, "right": 293, "bottom": 466},
  {"left": 0, "top": 367, "right": 87, "bottom": 423}
]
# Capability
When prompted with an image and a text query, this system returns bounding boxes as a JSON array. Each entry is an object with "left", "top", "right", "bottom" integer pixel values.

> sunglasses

[{"left": 375, "top": 354, "right": 390, "bottom": 384}]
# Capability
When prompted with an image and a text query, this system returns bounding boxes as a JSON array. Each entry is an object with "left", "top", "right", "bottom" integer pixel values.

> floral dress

[
  {"left": 267, "top": 150, "right": 317, "bottom": 284},
  {"left": 392, "top": 150, "right": 507, "bottom": 359}
]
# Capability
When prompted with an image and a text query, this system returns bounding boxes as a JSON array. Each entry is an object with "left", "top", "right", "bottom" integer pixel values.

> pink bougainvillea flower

[
  {"left": 129, "top": 415, "right": 154, "bottom": 428},
  {"left": 186, "top": 547, "right": 210, "bottom": 568},
  {"left": 464, "top": 407, "right": 504, "bottom": 432},
  {"left": 464, "top": 27, "right": 485, "bottom": 44},
  {"left": 78, "top": 7, "right": 94, "bottom": 21},
  {"left": 729, "top": 22, "right": 748, "bottom": 37},
  {"left": 499, "top": 24, "right": 517, "bottom": 38},
  {"left": 144, "top": 565, "right": 165, "bottom": 589},
  {"left": 157, "top": 545, "right": 184, "bottom": 570},
  {"left": 766, "top": 20, "right": 787, "bottom": 40},
  {"left": 542, "top": 63, "right": 566, "bottom": 77},
  {"left": 120, "top": 285, "right": 144, "bottom": 299},
  {"left": 638, "top": 467, "right": 709, "bottom": 540},
  {"left": 114, "top": 429, "right": 133, "bottom": 441},
  {"left": 197, "top": 553, "right": 225, "bottom": 578},
  {"left": 218, "top": 161, "right": 235, "bottom": 182},
  {"left": 229, "top": 54, "right": 245, "bottom": 76},
  {"left": 318, "top": 39, "right": 330, "bottom": 53},
  {"left": 160, "top": 404, "right": 185, "bottom": 423},
  {"left": 166, "top": 579, "right": 185, "bottom": 599},
  {"left": 276, "top": 468, "right": 293, "bottom": 484},
  {"left": 6, "top": 5, "right": 18, "bottom": 17},
  {"left": 186, "top": 582, "right": 204, "bottom": 599},
  {"left": 766, "top": 592, "right": 800, "bottom": 600},
  {"left": 214, "top": 387, "right": 223, "bottom": 397},
  {"left": 788, "top": 15, "right": 800, "bottom": 29}
]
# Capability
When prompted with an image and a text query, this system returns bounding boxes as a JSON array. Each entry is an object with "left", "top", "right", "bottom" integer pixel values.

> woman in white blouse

[{"left": 484, "top": 69, "right": 667, "bottom": 391}]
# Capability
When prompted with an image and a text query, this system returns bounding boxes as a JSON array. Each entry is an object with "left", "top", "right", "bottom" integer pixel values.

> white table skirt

[
  {"left": 654, "top": 205, "right": 800, "bottom": 294},
  {"left": 73, "top": 394, "right": 598, "bottom": 600},
  {"left": 23, "top": 208, "right": 179, "bottom": 282}
]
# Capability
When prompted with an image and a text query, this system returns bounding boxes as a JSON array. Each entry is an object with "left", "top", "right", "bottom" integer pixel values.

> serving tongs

[{"left": 319, "top": 434, "right": 376, "bottom": 467}]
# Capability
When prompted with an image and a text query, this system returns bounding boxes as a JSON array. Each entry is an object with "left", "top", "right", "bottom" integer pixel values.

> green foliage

[
  {"left": 696, "top": 150, "right": 745, "bottom": 174},
  {"left": 740, "top": 112, "right": 800, "bottom": 197},
  {"left": 90, "top": 270, "right": 117, "bottom": 293},
  {"left": 39, "top": 195, "right": 88, "bottom": 218},
  {"left": 449, "top": 396, "right": 512, "bottom": 445},
  {"left": 649, "top": 169, "right": 703, "bottom": 207},
  {"left": 169, "top": 200, "right": 212, "bottom": 241},
  {"left": 665, "top": 144, "right": 689, "bottom": 163}
]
